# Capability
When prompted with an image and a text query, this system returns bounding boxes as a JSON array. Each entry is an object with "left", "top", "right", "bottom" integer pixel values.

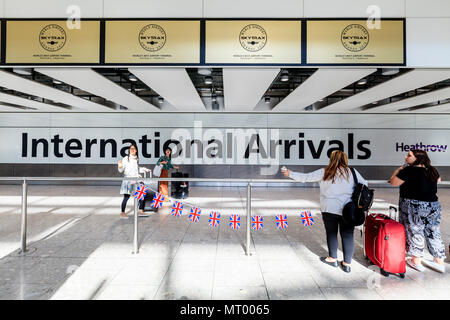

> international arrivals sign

[{"left": 1, "top": 127, "right": 449, "bottom": 166}]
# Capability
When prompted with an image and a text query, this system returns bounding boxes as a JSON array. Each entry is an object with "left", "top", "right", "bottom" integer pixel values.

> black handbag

[{"left": 342, "top": 168, "right": 374, "bottom": 226}]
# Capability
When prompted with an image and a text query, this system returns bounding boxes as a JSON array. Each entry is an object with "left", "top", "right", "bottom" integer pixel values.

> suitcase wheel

[
  {"left": 399, "top": 273, "right": 405, "bottom": 279},
  {"left": 380, "top": 269, "right": 390, "bottom": 277}
]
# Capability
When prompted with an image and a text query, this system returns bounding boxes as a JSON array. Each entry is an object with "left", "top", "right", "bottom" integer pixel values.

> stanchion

[
  {"left": 246, "top": 183, "right": 251, "bottom": 256},
  {"left": 133, "top": 184, "right": 139, "bottom": 254},
  {"left": 20, "top": 179, "right": 28, "bottom": 254}
]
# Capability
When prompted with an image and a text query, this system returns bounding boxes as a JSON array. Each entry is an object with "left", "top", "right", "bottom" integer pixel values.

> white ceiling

[
  {"left": 320, "top": 69, "right": 450, "bottom": 112},
  {"left": 0, "top": 70, "right": 110, "bottom": 112},
  {"left": 35, "top": 68, "right": 160, "bottom": 112},
  {"left": 418, "top": 101, "right": 450, "bottom": 112},
  {"left": 0, "top": 91, "right": 67, "bottom": 111},
  {"left": 368, "top": 85, "right": 450, "bottom": 112},
  {"left": 0, "top": 67, "right": 448, "bottom": 113},
  {"left": 223, "top": 68, "right": 280, "bottom": 111},
  {"left": 273, "top": 68, "right": 376, "bottom": 111},
  {"left": 129, "top": 68, "right": 205, "bottom": 111}
]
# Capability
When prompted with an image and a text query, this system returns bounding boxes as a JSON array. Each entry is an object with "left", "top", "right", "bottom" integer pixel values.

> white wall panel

[
  {"left": 0, "top": 0, "right": 4, "bottom": 18},
  {"left": 204, "top": 0, "right": 302, "bottom": 18},
  {"left": 4, "top": 0, "right": 103, "bottom": 18},
  {"left": 407, "top": 18, "right": 450, "bottom": 67},
  {"left": 406, "top": 0, "right": 450, "bottom": 18},
  {"left": 304, "top": 0, "right": 405, "bottom": 18},
  {"left": 104, "top": 0, "right": 202, "bottom": 18}
]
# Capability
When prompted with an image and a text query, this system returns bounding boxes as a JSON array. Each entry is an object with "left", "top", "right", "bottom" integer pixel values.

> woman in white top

[
  {"left": 118, "top": 143, "right": 150, "bottom": 219},
  {"left": 282, "top": 150, "right": 368, "bottom": 273}
]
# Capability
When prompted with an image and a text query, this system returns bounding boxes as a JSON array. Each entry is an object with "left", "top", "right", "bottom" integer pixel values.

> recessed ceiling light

[
  {"left": 280, "top": 70, "right": 289, "bottom": 82},
  {"left": 13, "top": 68, "right": 33, "bottom": 76},
  {"left": 204, "top": 75, "right": 213, "bottom": 84},
  {"left": 53, "top": 79, "right": 63, "bottom": 85},
  {"left": 357, "top": 78, "right": 367, "bottom": 85},
  {"left": 158, "top": 96, "right": 164, "bottom": 104},
  {"left": 264, "top": 96, "right": 271, "bottom": 103},
  {"left": 372, "top": 101, "right": 379, "bottom": 105},
  {"left": 382, "top": 68, "right": 399, "bottom": 76},
  {"left": 198, "top": 68, "right": 212, "bottom": 76},
  {"left": 129, "top": 75, "right": 138, "bottom": 82}
]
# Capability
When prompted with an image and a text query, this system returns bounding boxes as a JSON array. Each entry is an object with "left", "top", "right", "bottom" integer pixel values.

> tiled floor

[{"left": 0, "top": 184, "right": 449, "bottom": 300}]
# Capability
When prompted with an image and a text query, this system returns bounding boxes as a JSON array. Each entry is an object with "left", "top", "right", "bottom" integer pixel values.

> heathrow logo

[
  {"left": 39, "top": 24, "right": 67, "bottom": 52},
  {"left": 341, "top": 24, "right": 369, "bottom": 52},
  {"left": 239, "top": 24, "right": 267, "bottom": 52},
  {"left": 139, "top": 24, "right": 166, "bottom": 52}
]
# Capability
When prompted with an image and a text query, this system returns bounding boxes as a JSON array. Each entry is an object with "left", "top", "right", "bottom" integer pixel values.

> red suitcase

[{"left": 365, "top": 213, "right": 406, "bottom": 278}]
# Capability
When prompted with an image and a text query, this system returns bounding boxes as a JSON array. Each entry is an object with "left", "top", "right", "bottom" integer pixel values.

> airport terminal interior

[{"left": 0, "top": 0, "right": 450, "bottom": 300}]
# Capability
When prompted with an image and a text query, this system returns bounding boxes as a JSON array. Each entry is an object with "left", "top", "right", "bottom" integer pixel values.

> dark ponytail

[{"left": 411, "top": 149, "right": 439, "bottom": 182}]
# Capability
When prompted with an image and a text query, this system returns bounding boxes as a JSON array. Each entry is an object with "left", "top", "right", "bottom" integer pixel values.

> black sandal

[
  {"left": 340, "top": 261, "right": 351, "bottom": 273},
  {"left": 320, "top": 257, "right": 338, "bottom": 267}
]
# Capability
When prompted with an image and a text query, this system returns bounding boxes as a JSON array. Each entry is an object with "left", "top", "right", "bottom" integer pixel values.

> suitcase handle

[{"left": 370, "top": 213, "right": 389, "bottom": 221}]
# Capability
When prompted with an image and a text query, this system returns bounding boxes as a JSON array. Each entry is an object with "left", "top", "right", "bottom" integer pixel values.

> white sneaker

[
  {"left": 406, "top": 258, "right": 426, "bottom": 272},
  {"left": 422, "top": 259, "right": 446, "bottom": 273}
]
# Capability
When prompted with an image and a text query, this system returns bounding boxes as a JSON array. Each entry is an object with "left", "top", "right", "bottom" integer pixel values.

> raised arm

[{"left": 288, "top": 168, "right": 324, "bottom": 183}]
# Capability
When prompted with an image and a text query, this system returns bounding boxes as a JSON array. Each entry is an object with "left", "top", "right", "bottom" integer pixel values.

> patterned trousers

[{"left": 399, "top": 197, "right": 446, "bottom": 259}]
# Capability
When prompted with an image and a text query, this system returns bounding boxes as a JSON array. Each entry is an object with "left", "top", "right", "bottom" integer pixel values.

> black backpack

[
  {"left": 350, "top": 167, "right": 374, "bottom": 212},
  {"left": 343, "top": 168, "right": 374, "bottom": 226}
]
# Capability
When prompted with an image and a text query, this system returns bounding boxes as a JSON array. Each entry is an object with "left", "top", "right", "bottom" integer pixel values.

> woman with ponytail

[
  {"left": 282, "top": 150, "right": 368, "bottom": 273},
  {"left": 390, "top": 149, "right": 446, "bottom": 273}
]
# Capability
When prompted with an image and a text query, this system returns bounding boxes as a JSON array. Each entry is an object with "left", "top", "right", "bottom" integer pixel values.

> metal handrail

[
  {"left": 1, "top": 176, "right": 449, "bottom": 256},
  {"left": 0, "top": 177, "right": 449, "bottom": 184}
]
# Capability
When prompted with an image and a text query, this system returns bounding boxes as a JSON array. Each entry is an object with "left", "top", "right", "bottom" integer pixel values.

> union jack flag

[
  {"left": 275, "top": 214, "right": 288, "bottom": 230},
  {"left": 209, "top": 211, "right": 221, "bottom": 228},
  {"left": 171, "top": 201, "right": 184, "bottom": 217},
  {"left": 229, "top": 214, "right": 240, "bottom": 230},
  {"left": 189, "top": 206, "right": 201, "bottom": 223},
  {"left": 300, "top": 210, "right": 315, "bottom": 227},
  {"left": 251, "top": 215, "right": 263, "bottom": 231},
  {"left": 151, "top": 192, "right": 165, "bottom": 209},
  {"left": 134, "top": 184, "right": 148, "bottom": 201}
]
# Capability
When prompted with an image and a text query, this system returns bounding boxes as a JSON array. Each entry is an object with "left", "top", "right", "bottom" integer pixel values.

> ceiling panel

[
  {"left": 0, "top": 70, "right": 110, "bottom": 112},
  {"left": 223, "top": 68, "right": 280, "bottom": 111},
  {"left": 273, "top": 68, "right": 376, "bottom": 111},
  {"left": 367, "top": 86, "right": 450, "bottom": 112},
  {"left": 36, "top": 68, "right": 159, "bottom": 112},
  {"left": 0, "top": 91, "right": 67, "bottom": 112},
  {"left": 321, "top": 69, "right": 450, "bottom": 112},
  {"left": 417, "top": 102, "right": 450, "bottom": 112},
  {"left": 129, "top": 68, "right": 205, "bottom": 111}
]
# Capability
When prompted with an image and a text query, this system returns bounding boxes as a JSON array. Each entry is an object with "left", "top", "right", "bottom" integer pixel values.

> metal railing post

[
  {"left": 133, "top": 184, "right": 139, "bottom": 254},
  {"left": 20, "top": 179, "right": 28, "bottom": 254},
  {"left": 246, "top": 182, "right": 251, "bottom": 256}
]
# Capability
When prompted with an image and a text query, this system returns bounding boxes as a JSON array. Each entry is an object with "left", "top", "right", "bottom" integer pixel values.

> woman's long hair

[
  {"left": 323, "top": 150, "right": 350, "bottom": 183},
  {"left": 411, "top": 149, "right": 439, "bottom": 182},
  {"left": 127, "top": 143, "right": 139, "bottom": 163},
  {"left": 164, "top": 147, "right": 172, "bottom": 159}
]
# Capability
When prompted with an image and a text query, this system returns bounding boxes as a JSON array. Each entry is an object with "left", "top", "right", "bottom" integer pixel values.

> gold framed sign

[
  {"left": 206, "top": 20, "right": 302, "bottom": 64},
  {"left": 105, "top": 20, "right": 200, "bottom": 64},
  {"left": 306, "top": 20, "right": 404, "bottom": 64},
  {"left": 6, "top": 20, "right": 100, "bottom": 64}
]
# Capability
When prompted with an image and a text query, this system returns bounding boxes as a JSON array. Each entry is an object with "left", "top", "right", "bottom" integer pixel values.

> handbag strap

[{"left": 350, "top": 167, "right": 358, "bottom": 185}]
